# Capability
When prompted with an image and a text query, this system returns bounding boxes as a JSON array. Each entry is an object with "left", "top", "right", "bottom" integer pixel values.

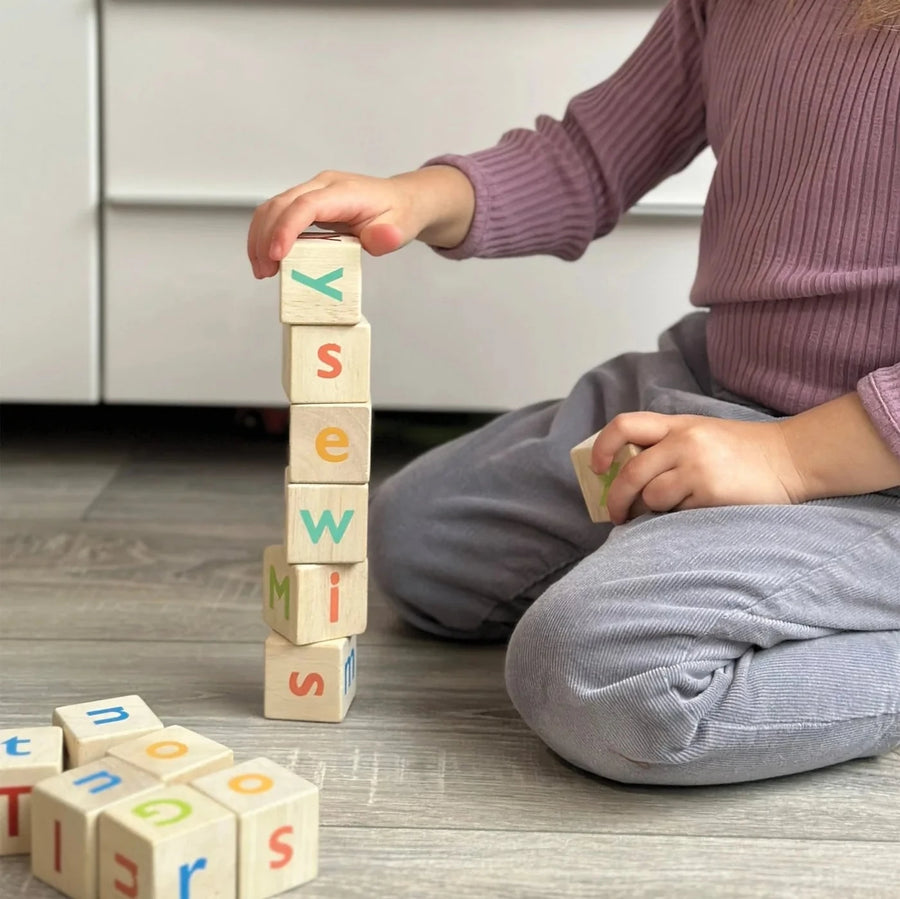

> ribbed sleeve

[
  {"left": 427, "top": 0, "right": 709, "bottom": 261},
  {"left": 858, "top": 365, "right": 900, "bottom": 459}
]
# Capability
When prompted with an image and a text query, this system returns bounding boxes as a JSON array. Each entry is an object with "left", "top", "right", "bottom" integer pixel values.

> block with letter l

[
  {"left": 264, "top": 632, "right": 357, "bottom": 723},
  {"left": 263, "top": 545, "right": 367, "bottom": 645}
]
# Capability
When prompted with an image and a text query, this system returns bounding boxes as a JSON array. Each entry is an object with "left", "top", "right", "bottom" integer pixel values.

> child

[{"left": 248, "top": 0, "right": 900, "bottom": 786}]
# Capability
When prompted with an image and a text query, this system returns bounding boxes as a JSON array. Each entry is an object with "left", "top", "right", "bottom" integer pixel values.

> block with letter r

[{"left": 262, "top": 545, "right": 367, "bottom": 645}]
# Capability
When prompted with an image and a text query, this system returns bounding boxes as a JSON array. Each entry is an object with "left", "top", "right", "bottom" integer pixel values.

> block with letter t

[
  {"left": 191, "top": 757, "right": 318, "bottom": 899},
  {"left": 0, "top": 725, "right": 63, "bottom": 855},
  {"left": 262, "top": 544, "right": 367, "bottom": 646},
  {"left": 31, "top": 756, "right": 160, "bottom": 898},
  {"left": 53, "top": 695, "right": 164, "bottom": 767},
  {"left": 97, "top": 783, "right": 236, "bottom": 898},
  {"left": 264, "top": 632, "right": 357, "bottom": 723},
  {"left": 280, "top": 233, "right": 361, "bottom": 325}
]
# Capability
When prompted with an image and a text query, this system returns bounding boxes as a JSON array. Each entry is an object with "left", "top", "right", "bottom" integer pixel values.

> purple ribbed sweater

[{"left": 431, "top": 0, "right": 900, "bottom": 459}]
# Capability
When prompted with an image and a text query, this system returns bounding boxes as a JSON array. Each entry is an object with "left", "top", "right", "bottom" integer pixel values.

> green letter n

[{"left": 269, "top": 566, "right": 291, "bottom": 620}]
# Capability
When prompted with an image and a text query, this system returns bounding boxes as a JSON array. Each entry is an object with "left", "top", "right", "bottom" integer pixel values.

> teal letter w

[
  {"left": 299, "top": 509, "right": 354, "bottom": 544},
  {"left": 291, "top": 267, "right": 343, "bottom": 302}
]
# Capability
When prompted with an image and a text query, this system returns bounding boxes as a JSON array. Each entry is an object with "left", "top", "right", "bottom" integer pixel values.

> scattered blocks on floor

[
  {"left": 288, "top": 402, "right": 372, "bottom": 484},
  {"left": 262, "top": 545, "right": 367, "bottom": 646},
  {"left": 279, "top": 233, "right": 362, "bottom": 325},
  {"left": 4, "top": 695, "right": 321, "bottom": 896},
  {"left": 106, "top": 725, "right": 234, "bottom": 785},
  {"left": 264, "top": 632, "right": 357, "bottom": 723},
  {"left": 1, "top": 726, "right": 64, "bottom": 855},
  {"left": 192, "top": 757, "right": 318, "bottom": 899},
  {"left": 97, "top": 783, "right": 237, "bottom": 898},
  {"left": 52, "top": 695, "right": 164, "bottom": 767},
  {"left": 570, "top": 431, "right": 648, "bottom": 522},
  {"left": 30, "top": 757, "right": 160, "bottom": 898},
  {"left": 285, "top": 482, "right": 368, "bottom": 564},
  {"left": 282, "top": 319, "right": 371, "bottom": 405}
]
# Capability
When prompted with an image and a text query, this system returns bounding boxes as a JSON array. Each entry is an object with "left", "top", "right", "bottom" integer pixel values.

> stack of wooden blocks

[
  {"left": 1, "top": 694, "right": 319, "bottom": 897},
  {"left": 263, "top": 233, "right": 370, "bottom": 724}
]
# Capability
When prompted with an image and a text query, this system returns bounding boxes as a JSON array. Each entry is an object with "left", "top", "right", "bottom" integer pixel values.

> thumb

[{"left": 358, "top": 217, "right": 410, "bottom": 257}]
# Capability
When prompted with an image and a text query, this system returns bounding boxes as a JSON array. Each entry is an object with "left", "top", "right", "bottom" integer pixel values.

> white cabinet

[
  {"left": 0, "top": 1, "right": 99, "bottom": 402},
  {"left": 101, "top": 1, "right": 709, "bottom": 410}
]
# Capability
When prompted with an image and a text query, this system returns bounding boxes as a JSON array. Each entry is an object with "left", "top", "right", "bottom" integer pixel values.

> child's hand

[
  {"left": 590, "top": 413, "right": 805, "bottom": 524},
  {"left": 247, "top": 166, "right": 475, "bottom": 279}
]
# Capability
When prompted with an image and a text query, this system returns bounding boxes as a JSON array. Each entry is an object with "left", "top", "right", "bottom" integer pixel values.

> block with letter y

[
  {"left": 285, "top": 482, "right": 368, "bottom": 564},
  {"left": 263, "top": 545, "right": 367, "bottom": 645},
  {"left": 280, "top": 233, "right": 361, "bottom": 325}
]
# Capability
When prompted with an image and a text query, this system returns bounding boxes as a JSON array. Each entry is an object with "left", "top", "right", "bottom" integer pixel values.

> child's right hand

[{"left": 247, "top": 166, "right": 475, "bottom": 279}]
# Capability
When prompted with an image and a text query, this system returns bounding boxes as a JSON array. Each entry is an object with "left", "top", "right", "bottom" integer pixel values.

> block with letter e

[
  {"left": 280, "top": 233, "right": 361, "bottom": 325},
  {"left": 53, "top": 695, "right": 164, "bottom": 767},
  {"left": 97, "top": 783, "right": 236, "bottom": 898},
  {"left": 264, "top": 633, "right": 357, "bottom": 723},
  {"left": 191, "top": 757, "right": 318, "bottom": 899},
  {"left": 263, "top": 545, "right": 367, "bottom": 645},
  {"left": 289, "top": 402, "right": 371, "bottom": 484},
  {"left": 0, "top": 726, "right": 63, "bottom": 855},
  {"left": 31, "top": 756, "right": 159, "bottom": 898},
  {"left": 285, "top": 482, "right": 368, "bottom": 564},
  {"left": 282, "top": 319, "right": 370, "bottom": 405}
]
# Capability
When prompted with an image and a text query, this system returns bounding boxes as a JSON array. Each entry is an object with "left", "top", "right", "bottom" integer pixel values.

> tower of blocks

[
  {"left": 263, "top": 233, "right": 369, "bottom": 724},
  {"left": 2, "top": 694, "right": 319, "bottom": 897}
]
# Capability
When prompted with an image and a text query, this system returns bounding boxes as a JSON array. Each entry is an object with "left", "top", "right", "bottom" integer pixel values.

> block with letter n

[
  {"left": 192, "top": 757, "right": 318, "bottom": 899},
  {"left": 0, "top": 725, "right": 63, "bottom": 855},
  {"left": 263, "top": 544, "right": 367, "bottom": 645},
  {"left": 264, "top": 633, "right": 357, "bottom": 723},
  {"left": 285, "top": 480, "right": 368, "bottom": 564},
  {"left": 280, "top": 233, "right": 361, "bottom": 325}
]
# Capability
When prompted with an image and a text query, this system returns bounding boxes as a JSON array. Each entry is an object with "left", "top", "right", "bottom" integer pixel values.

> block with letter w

[{"left": 285, "top": 482, "right": 368, "bottom": 564}]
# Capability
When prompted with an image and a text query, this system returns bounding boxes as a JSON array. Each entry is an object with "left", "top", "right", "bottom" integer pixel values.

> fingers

[
  {"left": 604, "top": 443, "right": 675, "bottom": 524},
  {"left": 591, "top": 412, "right": 673, "bottom": 473},
  {"left": 639, "top": 469, "right": 691, "bottom": 513}
]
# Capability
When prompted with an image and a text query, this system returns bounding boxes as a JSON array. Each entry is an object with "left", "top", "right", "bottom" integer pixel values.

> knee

[{"left": 505, "top": 576, "right": 729, "bottom": 785}]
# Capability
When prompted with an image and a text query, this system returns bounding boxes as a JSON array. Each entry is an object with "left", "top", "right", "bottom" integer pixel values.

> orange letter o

[
  {"left": 228, "top": 773, "right": 275, "bottom": 795},
  {"left": 146, "top": 741, "right": 188, "bottom": 760}
]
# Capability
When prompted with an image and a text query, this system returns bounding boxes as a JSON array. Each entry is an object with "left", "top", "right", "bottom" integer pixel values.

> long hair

[{"left": 858, "top": 0, "right": 900, "bottom": 26}]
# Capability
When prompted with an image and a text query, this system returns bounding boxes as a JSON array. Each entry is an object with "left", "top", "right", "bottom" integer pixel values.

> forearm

[
  {"left": 390, "top": 166, "right": 475, "bottom": 250},
  {"left": 778, "top": 392, "right": 900, "bottom": 500}
]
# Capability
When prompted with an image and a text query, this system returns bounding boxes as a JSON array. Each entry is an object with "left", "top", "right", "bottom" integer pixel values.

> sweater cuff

[{"left": 857, "top": 364, "right": 900, "bottom": 460}]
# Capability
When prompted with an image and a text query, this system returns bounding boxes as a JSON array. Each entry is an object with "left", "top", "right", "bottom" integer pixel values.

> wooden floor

[{"left": 2, "top": 407, "right": 899, "bottom": 898}]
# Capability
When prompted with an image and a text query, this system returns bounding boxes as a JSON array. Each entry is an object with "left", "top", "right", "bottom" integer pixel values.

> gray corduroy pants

[{"left": 369, "top": 313, "right": 900, "bottom": 786}]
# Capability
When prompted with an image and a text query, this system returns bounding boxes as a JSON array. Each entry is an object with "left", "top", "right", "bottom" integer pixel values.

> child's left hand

[{"left": 591, "top": 413, "right": 805, "bottom": 525}]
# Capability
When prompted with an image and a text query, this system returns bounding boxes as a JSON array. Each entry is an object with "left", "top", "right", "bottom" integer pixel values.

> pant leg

[
  {"left": 505, "top": 488, "right": 900, "bottom": 786},
  {"left": 370, "top": 313, "right": 716, "bottom": 640}
]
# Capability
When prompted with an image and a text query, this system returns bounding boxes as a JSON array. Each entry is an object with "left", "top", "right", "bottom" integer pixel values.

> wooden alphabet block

[
  {"left": 31, "top": 757, "right": 160, "bottom": 899},
  {"left": 98, "top": 783, "right": 236, "bottom": 898},
  {"left": 288, "top": 402, "right": 371, "bottom": 484},
  {"left": 282, "top": 319, "right": 371, "bottom": 405},
  {"left": 53, "top": 695, "right": 164, "bottom": 768},
  {"left": 264, "top": 632, "right": 357, "bottom": 723},
  {"left": 280, "top": 233, "right": 361, "bottom": 325},
  {"left": 285, "top": 481, "right": 368, "bottom": 564},
  {"left": 106, "top": 725, "right": 233, "bottom": 785},
  {"left": 570, "top": 432, "right": 648, "bottom": 522},
  {"left": 191, "top": 757, "right": 318, "bottom": 898},
  {"left": 263, "top": 545, "right": 367, "bottom": 645},
  {"left": 0, "top": 726, "right": 63, "bottom": 855}
]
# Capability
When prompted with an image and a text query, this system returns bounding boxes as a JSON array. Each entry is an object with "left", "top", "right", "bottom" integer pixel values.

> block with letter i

[
  {"left": 31, "top": 757, "right": 160, "bottom": 898},
  {"left": 1, "top": 725, "right": 63, "bottom": 855},
  {"left": 192, "top": 757, "right": 318, "bottom": 899},
  {"left": 263, "top": 544, "right": 367, "bottom": 645},
  {"left": 265, "top": 633, "right": 357, "bottom": 723},
  {"left": 97, "top": 783, "right": 236, "bottom": 898}
]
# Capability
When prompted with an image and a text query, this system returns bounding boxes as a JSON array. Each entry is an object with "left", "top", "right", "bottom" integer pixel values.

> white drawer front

[
  {"left": 103, "top": 1, "right": 713, "bottom": 209},
  {"left": 105, "top": 207, "right": 699, "bottom": 409}
]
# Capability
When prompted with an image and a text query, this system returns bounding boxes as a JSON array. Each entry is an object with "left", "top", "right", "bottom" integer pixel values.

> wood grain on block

[
  {"left": 31, "top": 757, "right": 159, "bottom": 899},
  {"left": 288, "top": 402, "right": 371, "bottom": 485},
  {"left": 264, "top": 632, "right": 357, "bottom": 723},
  {"left": 0, "top": 726, "right": 63, "bottom": 856},
  {"left": 53, "top": 695, "right": 164, "bottom": 768},
  {"left": 262, "top": 545, "right": 367, "bottom": 646},
  {"left": 106, "top": 725, "right": 233, "bottom": 785},
  {"left": 97, "top": 783, "right": 236, "bottom": 898},
  {"left": 191, "top": 757, "right": 319, "bottom": 899},
  {"left": 280, "top": 233, "right": 361, "bottom": 325},
  {"left": 570, "top": 432, "right": 647, "bottom": 523},
  {"left": 282, "top": 319, "right": 371, "bottom": 405},
  {"left": 285, "top": 481, "right": 368, "bottom": 564}
]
